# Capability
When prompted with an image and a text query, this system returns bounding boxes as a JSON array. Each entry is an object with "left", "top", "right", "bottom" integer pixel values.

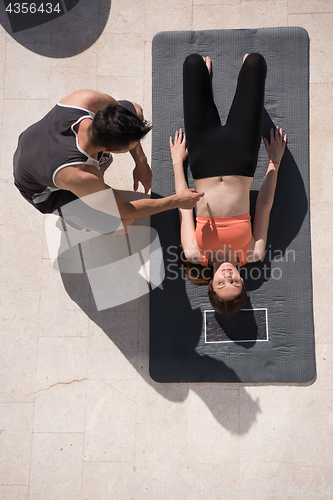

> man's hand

[
  {"left": 174, "top": 188, "right": 204, "bottom": 210},
  {"left": 130, "top": 142, "right": 152, "bottom": 194},
  {"left": 133, "top": 157, "right": 153, "bottom": 194}
]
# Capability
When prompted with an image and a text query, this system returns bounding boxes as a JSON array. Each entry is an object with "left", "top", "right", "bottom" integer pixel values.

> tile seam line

[
  {"left": 80, "top": 366, "right": 88, "bottom": 498},
  {"left": 0, "top": 484, "right": 30, "bottom": 486},
  {"left": 288, "top": 11, "right": 333, "bottom": 15},
  {"left": 27, "top": 388, "right": 36, "bottom": 499},
  {"left": 80, "top": 460, "right": 135, "bottom": 463},
  {"left": 32, "top": 431, "right": 85, "bottom": 434}
]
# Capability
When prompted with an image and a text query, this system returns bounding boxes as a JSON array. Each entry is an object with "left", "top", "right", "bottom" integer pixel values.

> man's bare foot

[
  {"left": 203, "top": 56, "right": 212, "bottom": 74},
  {"left": 243, "top": 53, "right": 249, "bottom": 63}
]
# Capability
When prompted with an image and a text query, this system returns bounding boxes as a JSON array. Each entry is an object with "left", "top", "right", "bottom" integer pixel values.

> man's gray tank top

[{"left": 13, "top": 103, "right": 111, "bottom": 205}]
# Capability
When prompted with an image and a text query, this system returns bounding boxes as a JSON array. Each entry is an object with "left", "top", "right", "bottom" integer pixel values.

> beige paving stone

[
  {"left": 312, "top": 268, "right": 333, "bottom": 343},
  {"left": 239, "top": 386, "right": 293, "bottom": 463},
  {"left": 291, "top": 390, "right": 333, "bottom": 466},
  {"left": 0, "top": 289, "right": 40, "bottom": 335},
  {"left": 40, "top": 228, "right": 90, "bottom": 324},
  {"left": 33, "top": 381, "right": 86, "bottom": 433},
  {"left": 133, "top": 462, "right": 188, "bottom": 499},
  {"left": 288, "top": 0, "right": 333, "bottom": 14},
  {"left": 97, "top": 76, "right": 144, "bottom": 105},
  {"left": 194, "top": 0, "right": 240, "bottom": 4},
  {"left": 239, "top": 462, "right": 293, "bottom": 496},
  {"left": 104, "top": 151, "right": 140, "bottom": 191},
  {"left": 103, "top": 0, "right": 144, "bottom": 34},
  {"left": 0, "top": 290, "right": 39, "bottom": 401},
  {"left": 136, "top": 353, "right": 188, "bottom": 424},
  {"left": 135, "top": 422, "right": 188, "bottom": 467},
  {"left": 240, "top": 1, "right": 288, "bottom": 28},
  {"left": 48, "top": 67, "right": 98, "bottom": 104},
  {"left": 29, "top": 433, "right": 83, "bottom": 500},
  {"left": 144, "top": 41, "right": 152, "bottom": 121},
  {"left": 82, "top": 462, "right": 135, "bottom": 500},
  {"left": 39, "top": 302, "right": 90, "bottom": 337},
  {"left": 310, "top": 202, "right": 333, "bottom": 267},
  {"left": 0, "top": 180, "right": 44, "bottom": 232},
  {"left": 0, "top": 31, "right": 6, "bottom": 90},
  {"left": 0, "top": 88, "right": 3, "bottom": 172},
  {"left": 292, "top": 465, "right": 333, "bottom": 490},
  {"left": 35, "top": 337, "right": 88, "bottom": 391},
  {"left": 39, "top": 261, "right": 90, "bottom": 337},
  {"left": 0, "top": 252, "right": 42, "bottom": 293},
  {"left": 288, "top": 14, "right": 333, "bottom": 84},
  {"left": 293, "top": 343, "right": 333, "bottom": 391},
  {"left": 0, "top": 403, "right": 34, "bottom": 484},
  {"left": 193, "top": 4, "right": 240, "bottom": 30},
  {"left": 185, "top": 462, "right": 240, "bottom": 498},
  {"left": 187, "top": 388, "right": 240, "bottom": 464},
  {"left": 50, "top": 42, "right": 98, "bottom": 70},
  {"left": 138, "top": 293, "right": 150, "bottom": 352},
  {"left": 1, "top": 98, "right": 50, "bottom": 181},
  {"left": 4, "top": 43, "right": 50, "bottom": 100},
  {"left": 97, "top": 34, "right": 145, "bottom": 78},
  {"left": 309, "top": 83, "right": 333, "bottom": 203},
  {"left": 144, "top": 0, "right": 193, "bottom": 42},
  {"left": 84, "top": 380, "right": 137, "bottom": 462},
  {"left": 0, "top": 227, "right": 43, "bottom": 266},
  {"left": 39, "top": 258, "right": 90, "bottom": 337},
  {"left": 87, "top": 317, "right": 139, "bottom": 380},
  {"left": 0, "top": 334, "right": 38, "bottom": 403},
  {"left": 0, "top": 486, "right": 28, "bottom": 500}
]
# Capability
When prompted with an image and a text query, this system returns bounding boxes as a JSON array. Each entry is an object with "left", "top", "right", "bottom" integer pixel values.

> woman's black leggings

[{"left": 183, "top": 53, "right": 267, "bottom": 179}]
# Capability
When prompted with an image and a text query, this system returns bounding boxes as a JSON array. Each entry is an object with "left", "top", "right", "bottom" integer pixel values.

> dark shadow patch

[{"left": 0, "top": 0, "right": 111, "bottom": 57}]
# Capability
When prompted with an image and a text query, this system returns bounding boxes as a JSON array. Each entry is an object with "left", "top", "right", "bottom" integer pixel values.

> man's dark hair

[{"left": 90, "top": 104, "right": 152, "bottom": 150}]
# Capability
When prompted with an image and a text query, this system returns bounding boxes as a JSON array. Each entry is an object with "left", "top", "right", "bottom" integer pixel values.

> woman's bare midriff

[{"left": 194, "top": 175, "right": 253, "bottom": 217}]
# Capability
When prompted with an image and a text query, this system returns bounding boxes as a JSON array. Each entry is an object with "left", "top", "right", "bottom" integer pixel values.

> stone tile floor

[{"left": 0, "top": 0, "right": 333, "bottom": 499}]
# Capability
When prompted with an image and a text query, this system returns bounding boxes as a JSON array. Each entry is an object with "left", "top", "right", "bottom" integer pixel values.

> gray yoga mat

[{"left": 149, "top": 27, "right": 315, "bottom": 383}]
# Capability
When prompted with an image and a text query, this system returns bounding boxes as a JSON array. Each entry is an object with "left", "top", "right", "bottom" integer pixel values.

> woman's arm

[
  {"left": 250, "top": 126, "right": 287, "bottom": 262},
  {"left": 170, "top": 130, "right": 202, "bottom": 261}
]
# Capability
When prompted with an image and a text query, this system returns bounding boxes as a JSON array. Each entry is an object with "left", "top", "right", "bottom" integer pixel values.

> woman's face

[{"left": 211, "top": 262, "right": 244, "bottom": 301}]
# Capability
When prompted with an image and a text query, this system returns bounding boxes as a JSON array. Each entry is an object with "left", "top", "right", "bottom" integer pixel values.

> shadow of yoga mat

[{"left": 150, "top": 27, "right": 315, "bottom": 383}]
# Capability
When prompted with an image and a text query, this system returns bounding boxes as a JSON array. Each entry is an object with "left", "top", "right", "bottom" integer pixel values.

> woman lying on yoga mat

[{"left": 170, "top": 53, "right": 287, "bottom": 315}]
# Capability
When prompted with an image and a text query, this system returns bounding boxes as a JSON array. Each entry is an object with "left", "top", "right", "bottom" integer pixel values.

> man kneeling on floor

[{"left": 13, "top": 90, "right": 203, "bottom": 234}]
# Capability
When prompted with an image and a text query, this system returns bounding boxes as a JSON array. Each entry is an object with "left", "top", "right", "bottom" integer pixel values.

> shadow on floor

[
  {"left": 51, "top": 190, "right": 261, "bottom": 435},
  {"left": 0, "top": 0, "right": 111, "bottom": 57},
  {"left": 244, "top": 110, "right": 308, "bottom": 291}
]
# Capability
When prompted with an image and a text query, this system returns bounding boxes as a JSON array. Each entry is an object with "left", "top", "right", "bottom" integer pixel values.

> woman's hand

[
  {"left": 264, "top": 126, "right": 287, "bottom": 165},
  {"left": 170, "top": 129, "right": 188, "bottom": 165}
]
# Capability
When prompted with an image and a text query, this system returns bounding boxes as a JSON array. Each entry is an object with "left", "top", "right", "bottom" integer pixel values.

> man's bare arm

[
  {"left": 56, "top": 165, "right": 204, "bottom": 220},
  {"left": 59, "top": 90, "right": 119, "bottom": 114}
]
